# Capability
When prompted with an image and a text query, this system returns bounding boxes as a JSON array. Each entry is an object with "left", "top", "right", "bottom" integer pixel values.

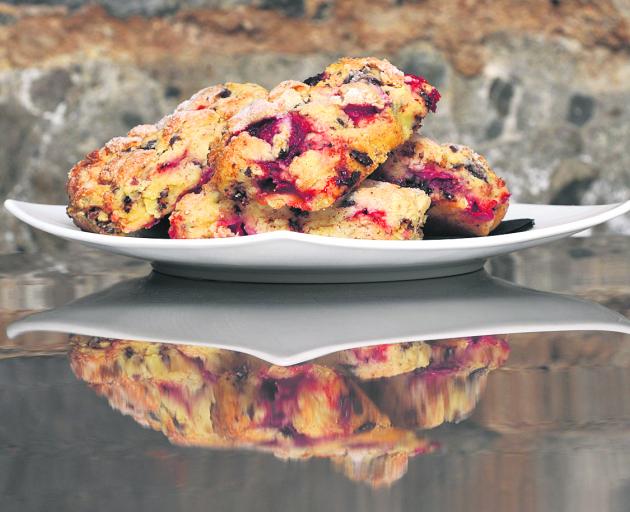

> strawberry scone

[
  {"left": 375, "top": 135, "right": 510, "bottom": 236},
  {"left": 66, "top": 83, "right": 267, "bottom": 235},
  {"left": 169, "top": 180, "right": 430, "bottom": 240},
  {"left": 211, "top": 57, "right": 440, "bottom": 212}
]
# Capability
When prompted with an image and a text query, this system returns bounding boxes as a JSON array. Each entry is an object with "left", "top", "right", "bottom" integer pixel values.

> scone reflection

[{"left": 69, "top": 335, "right": 509, "bottom": 488}]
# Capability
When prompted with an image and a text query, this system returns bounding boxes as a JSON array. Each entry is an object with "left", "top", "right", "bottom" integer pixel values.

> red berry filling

[
  {"left": 157, "top": 150, "right": 189, "bottom": 173},
  {"left": 465, "top": 197, "right": 499, "bottom": 221},
  {"left": 406, "top": 163, "right": 462, "bottom": 201},
  {"left": 351, "top": 208, "right": 390, "bottom": 232},
  {"left": 404, "top": 74, "right": 428, "bottom": 93},
  {"left": 404, "top": 74, "right": 441, "bottom": 112},
  {"left": 351, "top": 344, "right": 391, "bottom": 363},
  {"left": 342, "top": 104, "right": 381, "bottom": 124},
  {"left": 249, "top": 113, "right": 321, "bottom": 206},
  {"left": 245, "top": 117, "right": 283, "bottom": 145}
]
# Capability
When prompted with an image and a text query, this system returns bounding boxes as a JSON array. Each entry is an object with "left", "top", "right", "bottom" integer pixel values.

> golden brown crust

[
  {"left": 66, "top": 83, "right": 267, "bottom": 235},
  {"left": 376, "top": 135, "right": 511, "bottom": 236},
  {"left": 319, "top": 341, "right": 432, "bottom": 380}
]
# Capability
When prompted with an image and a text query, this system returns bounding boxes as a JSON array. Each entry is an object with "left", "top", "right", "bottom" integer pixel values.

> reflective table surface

[{"left": 1, "top": 236, "right": 629, "bottom": 512}]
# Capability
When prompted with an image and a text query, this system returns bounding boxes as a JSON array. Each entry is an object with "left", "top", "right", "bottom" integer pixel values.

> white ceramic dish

[
  {"left": 5, "top": 199, "right": 630, "bottom": 283},
  {"left": 8, "top": 270, "right": 630, "bottom": 365}
]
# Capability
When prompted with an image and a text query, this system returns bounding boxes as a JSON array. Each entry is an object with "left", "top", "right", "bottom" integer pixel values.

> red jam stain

[
  {"left": 167, "top": 219, "right": 181, "bottom": 239},
  {"left": 157, "top": 382, "right": 192, "bottom": 415},
  {"left": 404, "top": 74, "right": 440, "bottom": 112},
  {"left": 199, "top": 165, "right": 214, "bottom": 185},
  {"left": 408, "top": 163, "right": 462, "bottom": 200},
  {"left": 245, "top": 117, "right": 282, "bottom": 145},
  {"left": 351, "top": 344, "right": 391, "bottom": 363},
  {"left": 227, "top": 221, "right": 247, "bottom": 236},
  {"left": 342, "top": 104, "right": 381, "bottom": 125},
  {"left": 351, "top": 209, "right": 390, "bottom": 232},
  {"left": 252, "top": 113, "right": 319, "bottom": 207},
  {"left": 257, "top": 368, "right": 318, "bottom": 429},
  {"left": 465, "top": 197, "right": 498, "bottom": 221},
  {"left": 404, "top": 74, "right": 428, "bottom": 93},
  {"left": 157, "top": 150, "right": 188, "bottom": 173},
  {"left": 285, "top": 112, "right": 312, "bottom": 159}
]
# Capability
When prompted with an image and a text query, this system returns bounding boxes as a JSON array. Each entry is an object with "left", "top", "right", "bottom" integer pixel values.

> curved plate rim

[{"left": 5, "top": 199, "right": 630, "bottom": 251}]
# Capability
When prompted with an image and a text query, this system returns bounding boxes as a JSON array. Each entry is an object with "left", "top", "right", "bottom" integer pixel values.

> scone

[
  {"left": 68, "top": 336, "right": 254, "bottom": 445},
  {"left": 212, "top": 363, "right": 390, "bottom": 443},
  {"left": 66, "top": 83, "right": 268, "bottom": 235},
  {"left": 169, "top": 179, "right": 430, "bottom": 240},
  {"left": 375, "top": 135, "right": 510, "bottom": 236},
  {"left": 365, "top": 335, "right": 510, "bottom": 429},
  {"left": 319, "top": 341, "right": 432, "bottom": 380},
  {"left": 211, "top": 57, "right": 440, "bottom": 211}
]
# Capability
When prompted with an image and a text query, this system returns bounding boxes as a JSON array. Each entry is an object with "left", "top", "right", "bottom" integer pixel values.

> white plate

[
  {"left": 8, "top": 270, "right": 630, "bottom": 365},
  {"left": 5, "top": 199, "right": 630, "bottom": 283}
]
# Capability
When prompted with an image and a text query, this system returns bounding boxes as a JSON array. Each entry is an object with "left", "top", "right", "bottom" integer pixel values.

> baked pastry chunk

[
  {"left": 66, "top": 83, "right": 267, "bottom": 235},
  {"left": 375, "top": 135, "right": 510, "bottom": 236},
  {"left": 68, "top": 336, "right": 250, "bottom": 444},
  {"left": 212, "top": 363, "right": 390, "bottom": 443},
  {"left": 319, "top": 341, "right": 432, "bottom": 380},
  {"left": 169, "top": 180, "right": 429, "bottom": 240},
  {"left": 211, "top": 57, "right": 440, "bottom": 211},
  {"left": 365, "top": 335, "right": 510, "bottom": 428}
]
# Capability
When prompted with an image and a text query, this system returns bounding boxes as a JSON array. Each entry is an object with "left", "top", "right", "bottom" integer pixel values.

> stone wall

[{"left": 1, "top": 0, "right": 629, "bottom": 253}]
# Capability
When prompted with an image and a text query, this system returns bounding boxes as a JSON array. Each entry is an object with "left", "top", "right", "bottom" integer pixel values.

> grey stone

[{"left": 567, "top": 94, "right": 595, "bottom": 126}]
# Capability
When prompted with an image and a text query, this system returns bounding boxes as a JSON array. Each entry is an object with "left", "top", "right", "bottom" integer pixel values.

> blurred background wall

[{"left": 1, "top": 0, "right": 629, "bottom": 253}]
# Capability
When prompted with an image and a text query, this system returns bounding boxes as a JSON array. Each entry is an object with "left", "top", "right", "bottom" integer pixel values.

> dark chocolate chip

[
  {"left": 449, "top": 145, "right": 459, "bottom": 153},
  {"left": 350, "top": 388, "right": 363, "bottom": 415},
  {"left": 350, "top": 149, "right": 373, "bottom": 167},
  {"left": 141, "top": 139, "right": 157, "bottom": 150},
  {"left": 234, "top": 364, "right": 249, "bottom": 382},
  {"left": 288, "top": 218, "right": 302, "bottom": 232},
  {"left": 258, "top": 177, "right": 276, "bottom": 193},
  {"left": 289, "top": 206, "right": 309, "bottom": 217},
  {"left": 280, "top": 424, "right": 298, "bottom": 437},
  {"left": 335, "top": 169, "right": 362, "bottom": 187},
  {"left": 123, "top": 195, "right": 133, "bottom": 213},
  {"left": 260, "top": 379, "right": 278, "bottom": 401},
  {"left": 230, "top": 184, "right": 249, "bottom": 206},
  {"left": 355, "top": 421, "right": 376, "bottom": 433},
  {"left": 218, "top": 88, "right": 232, "bottom": 98},
  {"left": 303, "top": 72, "right": 325, "bottom": 86}
]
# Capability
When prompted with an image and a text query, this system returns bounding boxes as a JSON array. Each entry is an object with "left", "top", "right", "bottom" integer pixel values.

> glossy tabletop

[{"left": 1, "top": 236, "right": 629, "bottom": 512}]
